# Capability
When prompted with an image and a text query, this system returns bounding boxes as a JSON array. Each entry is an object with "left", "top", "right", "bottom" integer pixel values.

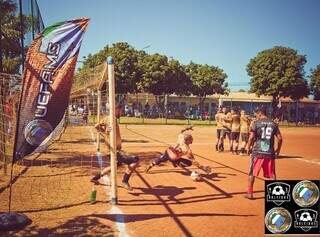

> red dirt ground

[{"left": 1, "top": 125, "right": 319, "bottom": 237}]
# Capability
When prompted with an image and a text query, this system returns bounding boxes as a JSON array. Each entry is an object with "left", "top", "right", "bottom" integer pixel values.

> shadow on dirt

[
  {"left": 4, "top": 215, "right": 115, "bottom": 237},
  {"left": 277, "top": 155, "right": 302, "bottom": 159},
  {"left": 94, "top": 211, "right": 256, "bottom": 224}
]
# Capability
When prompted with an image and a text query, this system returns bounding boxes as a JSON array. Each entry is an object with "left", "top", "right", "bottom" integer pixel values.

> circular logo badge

[
  {"left": 24, "top": 119, "right": 53, "bottom": 146},
  {"left": 260, "top": 140, "right": 270, "bottom": 152},
  {"left": 292, "top": 180, "right": 319, "bottom": 207},
  {"left": 265, "top": 207, "right": 292, "bottom": 234}
]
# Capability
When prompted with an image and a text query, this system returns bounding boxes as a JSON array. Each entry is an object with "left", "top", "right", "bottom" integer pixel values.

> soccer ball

[
  {"left": 190, "top": 171, "right": 201, "bottom": 181},
  {"left": 272, "top": 186, "right": 285, "bottom": 195},
  {"left": 300, "top": 212, "right": 312, "bottom": 222}
]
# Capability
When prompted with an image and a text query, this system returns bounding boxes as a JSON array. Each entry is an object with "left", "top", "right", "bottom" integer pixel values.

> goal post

[{"left": 107, "top": 56, "right": 118, "bottom": 205}]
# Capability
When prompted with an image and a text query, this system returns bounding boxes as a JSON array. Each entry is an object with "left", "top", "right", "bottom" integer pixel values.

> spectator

[{"left": 83, "top": 106, "right": 89, "bottom": 125}]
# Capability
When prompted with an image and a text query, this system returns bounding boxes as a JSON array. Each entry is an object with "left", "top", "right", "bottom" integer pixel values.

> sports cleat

[
  {"left": 90, "top": 179, "right": 99, "bottom": 185},
  {"left": 145, "top": 164, "right": 153, "bottom": 173},
  {"left": 122, "top": 181, "right": 133, "bottom": 191},
  {"left": 90, "top": 173, "right": 101, "bottom": 184},
  {"left": 203, "top": 166, "right": 212, "bottom": 174}
]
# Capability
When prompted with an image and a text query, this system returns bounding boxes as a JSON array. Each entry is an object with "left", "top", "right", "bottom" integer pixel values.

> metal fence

[
  {"left": 68, "top": 92, "right": 320, "bottom": 126},
  {"left": 0, "top": 73, "right": 21, "bottom": 174}
]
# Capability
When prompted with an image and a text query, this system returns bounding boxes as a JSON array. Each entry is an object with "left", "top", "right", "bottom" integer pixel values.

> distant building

[{"left": 70, "top": 88, "right": 320, "bottom": 124}]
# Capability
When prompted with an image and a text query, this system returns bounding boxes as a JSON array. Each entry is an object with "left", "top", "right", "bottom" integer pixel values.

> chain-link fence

[
  {"left": 0, "top": 72, "right": 97, "bottom": 225},
  {"left": 69, "top": 91, "right": 320, "bottom": 126},
  {"left": 0, "top": 73, "right": 21, "bottom": 174}
]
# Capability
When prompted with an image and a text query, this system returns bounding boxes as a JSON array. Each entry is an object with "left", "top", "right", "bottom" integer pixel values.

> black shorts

[
  {"left": 216, "top": 129, "right": 222, "bottom": 139},
  {"left": 221, "top": 129, "right": 231, "bottom": 138},
  {"left": 174, "top": 158, "right": 192, "bottom": 167},
  {"left": 241, "top": 133, "right": 249, "bottom": 142},
  {"left": 117, "top": 152, "right": 139, "bottom": 166},
  {"left": 153, "top": 152, "right": 192, "bottom": 167},
  {"left": 230, "top": 132, "right": 240, "bottom": 141}
]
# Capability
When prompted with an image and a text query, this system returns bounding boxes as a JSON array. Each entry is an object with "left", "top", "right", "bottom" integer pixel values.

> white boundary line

[
  {"left": 90, "top": 129, "right": 130, "bottom": 237},
  {"left": 277, "top": 153, "right": 320, "bottom": 166},
  {"left": 292, "top": 158, "right": 320, "bottom": 165}
]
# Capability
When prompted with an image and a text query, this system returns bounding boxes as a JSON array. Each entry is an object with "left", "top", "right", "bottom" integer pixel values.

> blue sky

[{"left": 38, "top": 0, "right": 320, "bottom": 91}]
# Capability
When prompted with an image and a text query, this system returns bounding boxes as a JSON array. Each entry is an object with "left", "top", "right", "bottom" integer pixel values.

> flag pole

[{"left": 0, "top": 24, "right": 31, "bottom": 233}]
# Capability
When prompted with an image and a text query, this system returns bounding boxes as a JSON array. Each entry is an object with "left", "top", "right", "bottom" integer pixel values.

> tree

[
  {"left": 0, "top": 0, "right": 31, "bottom": 73},
  {"left": 186, "top": 62, "right": 228, "bottom": 112},
  {"left": 247, "top": 46, "right": 309, "bottom": 114},
  {"left": 238, "top": 89, "right": 246, "bottom": 92},
  {"left": 136, "top": 53, "right": 170, "bottom": 111},
  {"left": 310, "top": 65, "right": 320, "bottom": 100},
  {"left": 136, "top": 54, "right": 191, "bottom": 112},
  {"left": 75, "top": 42, "right": 143, "bottom": 93}
]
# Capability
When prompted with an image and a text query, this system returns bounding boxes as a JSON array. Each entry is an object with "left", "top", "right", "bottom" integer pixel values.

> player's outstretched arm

[{"left": 181, "top": 125, "right": 194, "bottom": 133}]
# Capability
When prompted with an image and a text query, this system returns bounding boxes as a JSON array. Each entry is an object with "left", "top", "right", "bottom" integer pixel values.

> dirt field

[{"left": 1, "top": 125, "right": 319, "bottom": 237}]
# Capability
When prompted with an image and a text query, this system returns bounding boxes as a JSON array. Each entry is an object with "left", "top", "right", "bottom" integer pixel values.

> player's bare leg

[
  {"left": 245, "top": 175, "right": 255, "bottom": 199},
  {"left": 230, "top": 138, "right": 234, "bottom": 153},
  {"left": 233, "top": 140, "right": 239, "bottom": 155},
  {"left": 145, "top": 151, "right": 170, "bottom": 173},
  {"left": 226, "top": 134, "right": 231, "bottom": 152},
  {"left": 122, "top": 162, "right": 138, "bottom": 191},
  {"left": 215, "top": 137, "right": 219, "bottom": 151},
  {"left": 240, "top": 140, "right": 247, "bottom": 155},
  {"left": 91, "top": 166, "right": 111, "bottom": 184},
  {"left": 218, "top": 136, "right": 224, "bottom": 152}
]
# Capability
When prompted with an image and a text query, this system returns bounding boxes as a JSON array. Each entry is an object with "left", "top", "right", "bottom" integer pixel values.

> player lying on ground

[
  {"left": 90, "top": 104, "right": 139, "bottom": 191},
  {"left": 145, "top": 126, "right": 211, "bottom": 174},
  {"left": 245, "top": 105, "right": 282, "bottom": 199}
]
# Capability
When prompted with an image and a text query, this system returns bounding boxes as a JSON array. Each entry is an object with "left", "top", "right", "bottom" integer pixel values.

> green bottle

[{"left": 89, "top": 187, "right": 97, "bottom": 204}]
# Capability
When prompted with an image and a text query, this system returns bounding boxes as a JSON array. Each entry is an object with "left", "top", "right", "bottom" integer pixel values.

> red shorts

[{"left": 249, "top": 155, "right": 275, "bottom": 178}]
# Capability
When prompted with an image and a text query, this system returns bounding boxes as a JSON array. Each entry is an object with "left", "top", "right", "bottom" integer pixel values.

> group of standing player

[
  {"left": 215, "top": 105, "right": 283, "bottom": 199},
  {"left": 215, "top": 106, "right": 252, "bottom": 155}
]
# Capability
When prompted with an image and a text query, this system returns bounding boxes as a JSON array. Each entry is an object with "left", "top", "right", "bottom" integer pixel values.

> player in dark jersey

[{"left": 245, "top": 105, "right": 282, "bottom": 199}]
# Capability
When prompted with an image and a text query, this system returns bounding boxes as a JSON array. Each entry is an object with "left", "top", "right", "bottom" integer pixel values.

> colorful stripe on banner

[{"left": 13, "top": 18, "right": 90, "bottom": 162}]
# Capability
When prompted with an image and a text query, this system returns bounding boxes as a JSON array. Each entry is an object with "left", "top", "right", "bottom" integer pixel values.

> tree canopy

[
  {"left": 75, "top": 42, "right": 229, "bottom": 100},
  {"left": 186, "top": 62, "right": 228, "bottom": 97},
  {"left": 0, "top": 0, "right": 31, "bottom": 73},
  {"left": 185, "top": 62, "right": 228, "bottom": 111},
  {"left": 310, "top": 65, "right": 320, "bottom": 100},
  {"left": 246, "top": 46, "right": 309, "bottom": 108}
]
